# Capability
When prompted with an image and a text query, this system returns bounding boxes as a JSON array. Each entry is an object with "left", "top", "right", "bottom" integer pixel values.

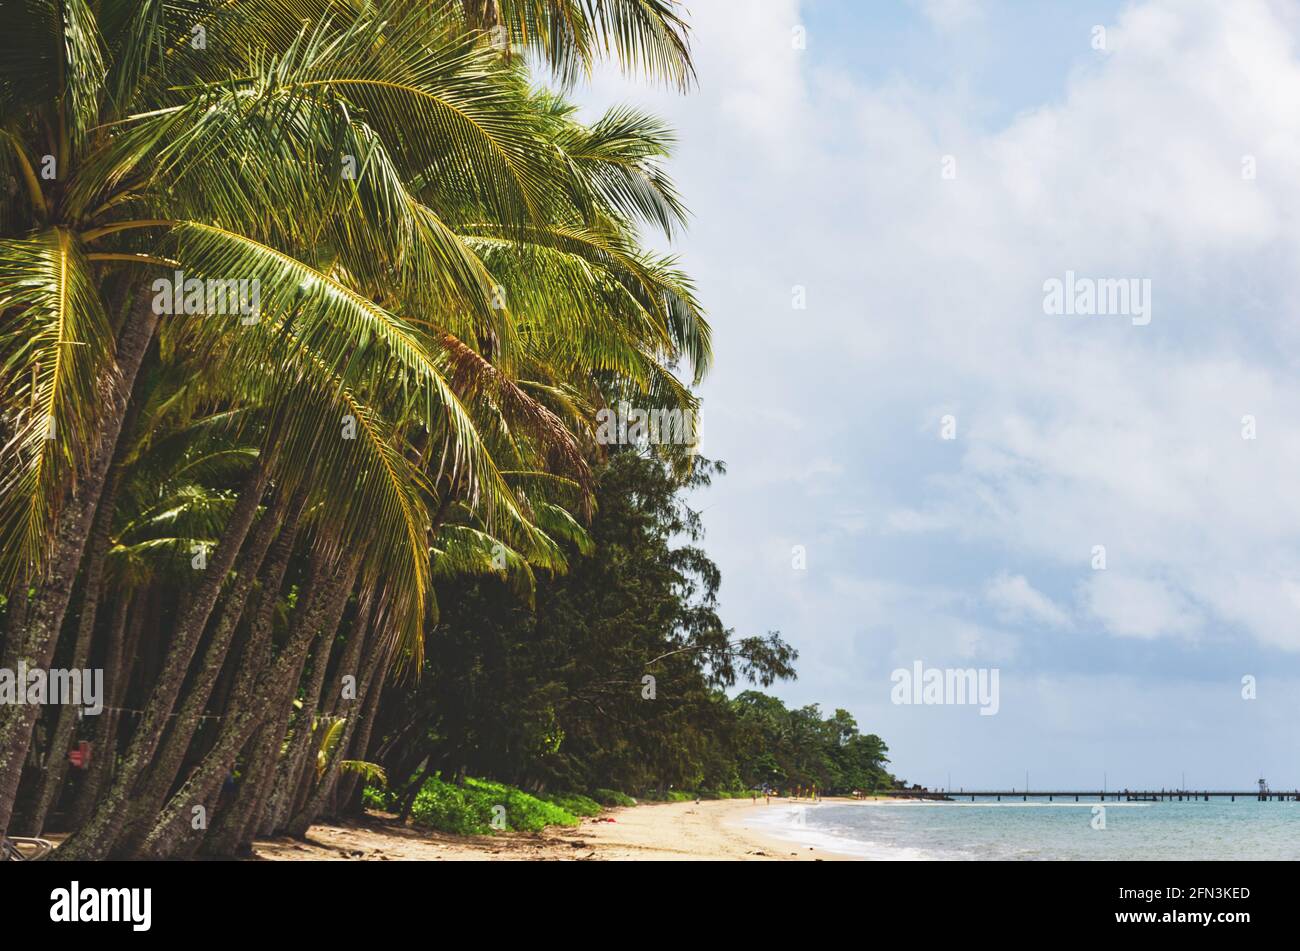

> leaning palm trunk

[
  {"left": 126, "top": 486, "right": 306, "bottom": 839},
  {"left": 0, "top": 297, "right": 158, "bottom": 843},
  {"left": 210, "top": 724, "right": 286, "bottom": 853},
  {"left": 203, "top": 574, "right": 356, "bottom": 855},
  {"left": 197, "top": 657, "right": 312, "bottom": 857},
  {"left": 269, "top": 594, "right": 375, "bottom": 833},
  {"left": 26, "top": 463, "right": 124, "bottom": 836},
  {"left": 203, "top": 668, "right": 312, "bottom": 855},
  {"left": 65, "top": 594, "right": 136, "bottom": 831},
  {"left": 111, "top": 495, "right": 304, "bottom": 858},
  {"left": 275, "top": 705, "right": 339, "bottom": 835},
  {"left": 286, "top": 620, "right": 393, "bottom": 837},
  {"left": 132, "top": 553, "right": 357, "bottom": 860},
  {"left": 0, "top": 587, "right": 29, "bottom": 654},
  {"left": 55, "top": 459, "right": 270, "bottom": 859},
  {"left": 260, "top": 603, "right": 353, "bottom": 836},
  {"left": 335, "top": 667, "right": 389, "bottom": 815}
]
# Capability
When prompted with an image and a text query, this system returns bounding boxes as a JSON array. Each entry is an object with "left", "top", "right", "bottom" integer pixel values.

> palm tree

[{"left": 0, "top": 0, "right": 705, "bottom": 858}]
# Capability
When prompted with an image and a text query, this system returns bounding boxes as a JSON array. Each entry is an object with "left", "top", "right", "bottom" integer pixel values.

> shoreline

[{"left": 251, "top": 798, "right": 899, "bottom": 861}]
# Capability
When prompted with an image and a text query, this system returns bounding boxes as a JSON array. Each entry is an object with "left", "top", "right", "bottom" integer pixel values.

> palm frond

[{"left": 0, "top": 228, "right": 114, "bottom": 586}]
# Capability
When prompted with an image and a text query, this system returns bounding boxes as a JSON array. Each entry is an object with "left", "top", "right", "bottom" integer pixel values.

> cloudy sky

[{"left": 582, "top": 0, "right": 1300, "bottom": 790}]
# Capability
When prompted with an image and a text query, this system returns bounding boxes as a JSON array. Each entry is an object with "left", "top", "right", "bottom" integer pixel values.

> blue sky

[{"left": 580, "top": 0, "right": 1300, "bottom": 790}]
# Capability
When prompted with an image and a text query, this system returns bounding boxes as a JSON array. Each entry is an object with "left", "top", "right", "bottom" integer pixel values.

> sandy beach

[{"left": 252, "top": 798, "right": 875, "bottom": 861}]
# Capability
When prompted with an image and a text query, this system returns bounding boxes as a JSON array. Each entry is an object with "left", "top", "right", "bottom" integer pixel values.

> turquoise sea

[{"left": 747, "top": 799, "right": 1300, "bottom": 860}]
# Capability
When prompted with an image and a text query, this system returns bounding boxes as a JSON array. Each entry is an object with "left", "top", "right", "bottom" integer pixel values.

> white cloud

[
  {"left": 1081, "top": 574, "right": 1203, "bottom": 640},
  {"left": 911, "top": 0, "right": 982, "bottom": 31},
  {"left": 986, "top": 573, "right": 1070, "bottom": 628},
  {"left": 812, "top": 0, "right": 1300, "bottom": 652}
]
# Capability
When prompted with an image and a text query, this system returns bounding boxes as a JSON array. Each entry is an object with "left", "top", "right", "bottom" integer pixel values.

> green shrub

[
  {"left": 362, "top": 784, "right": 395, "bottom": 811},
  {"left": 592, "top": 788, "right": 637, "bottom": 807},
  {"left": 541, "top": 792, "right": 602, "bottom": 816},
  {"left": 407, "top": 775, "right": 582, "bottom": 835}
]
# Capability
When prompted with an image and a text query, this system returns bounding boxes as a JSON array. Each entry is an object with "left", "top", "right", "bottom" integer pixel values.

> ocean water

[{"left": 746, "top": 799, "right": 1300, "bottom": 860}]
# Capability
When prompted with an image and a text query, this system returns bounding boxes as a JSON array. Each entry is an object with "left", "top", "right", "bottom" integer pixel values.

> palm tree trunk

[
  {"left": 0, "top": 292, "right": 158, "bottom": 844},
  {"left": 259, "top": 606, "right": 347, "bottom": 836},
  {"left": 267, "top": 593, "right": 374, "bottom": 833},
  {"left": 0, "top": 587, "right": 30, "bottom": 661},
  {"left": 335, "top": 670, "right": 387, "bottom": 815},
  {"left": 203, "top": 606, "right": 335, "bottom": 854},
  {"left": 126, "top": 486, "right": 306, "bottom": 835},
  {"left": 131, "top": 553, "right": 356, "bottom": 860},
  {"left": 65, "top": 594, "right": 135, "bottom": 830},
  {"left": 26, "top": 463, "right": 124, "bottom": 835},
  {"left": 198, "top": 648, "right": 314, "bottom": 857},
  {"left": 286, "top": 618, "right": 392, "bottom": 837},
  {"left": 205, "top": 573, "right": 356, "bottom": 854},
  {"left": 54, "top": 458, "right": 270, "bottom": 859},
  {"left": 216, "top": 724, "right": 283, "bottom": 850}
]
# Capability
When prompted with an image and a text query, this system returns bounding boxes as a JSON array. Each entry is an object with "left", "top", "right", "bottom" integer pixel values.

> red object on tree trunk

[{"left": 67, "top": 741, "right": 91, "bottom": 769}]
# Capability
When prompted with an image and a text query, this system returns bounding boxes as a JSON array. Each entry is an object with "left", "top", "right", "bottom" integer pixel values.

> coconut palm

[{"left": 0, "top": 0, "right": 705, "bottom": 859}]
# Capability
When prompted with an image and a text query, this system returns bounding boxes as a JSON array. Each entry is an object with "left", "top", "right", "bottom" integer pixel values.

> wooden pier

[{"left": 888, "top": 789, "right": 1300, "bottom": 802}]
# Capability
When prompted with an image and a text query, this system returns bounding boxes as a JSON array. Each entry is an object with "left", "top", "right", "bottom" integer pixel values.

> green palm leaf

[{"left": 0, "top": 228, "right": 114, "bottom": 586}]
